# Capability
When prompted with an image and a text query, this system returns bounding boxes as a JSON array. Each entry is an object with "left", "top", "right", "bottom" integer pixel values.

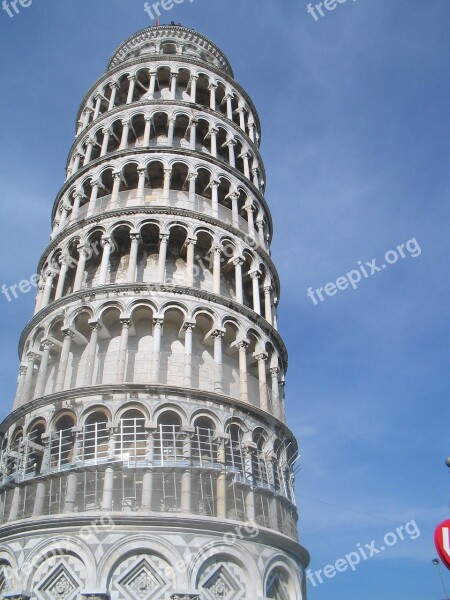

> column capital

[
  {"left": 254, "top": 352, "right": 268, "bottom": 362},
  {"left": 164, "top": 168, "right": 172, "bottom": 176},
  {"left": 127, "top": 73, "right": 136, "bottom": 81},
  {"left": 232, "top": 255, "right": 245, "bottom": 267},
  {"left": 209, "top": 179, "right": 220, "bottom": 189},
  {"left": 101, "top": 236, "right": 113, "bottom": 248},
  {"left": 227, "top": 138, "right": 237, "bottom": 147},
  {"left": 144, "top": 114, "right": 153, "bottom": 122},
  {"left": 61, "top": 327, "right": 76, "bottom": 339},
  {"left": 153, "top": 317, "right": 164, "bottom": 328},
  {"left": 112, "top": 171, "right": 121, "bottom": 181},
  {"left": 89, "top": 321, "right": 102, "bottom": 333},
  {"left": 121, "top": 118, "right": 130, "bottom": 126},
  {"left": 120, "top": 318, "right": 132, "bottom": 328},
  {"left": 270, "top": 366, "right": 280, "bottom": 376},
  {"left": 211, "top": 245, "right": 222, "bottom": 256},
  {"left": 185, "top": 237, "right": 197, "bottom": 247},
  {"left": 211, "top": 328, "right": 226, "bottom": 340},
  {"left": 86, "top": 137, "right": 95, "bottom": 146},
  {"left": 235, "top": 339, "right": 249, "bottom": 350},
  {"left": 188, "top": 172, "right": 197, "bottom": 181},
  {"left": 130, "top": 230, "right": 141, "bottom": 241},
  {"left": 42, "top": 339, "right": 55, "bottom": 351},
  {"left": 109, "top": 81, "right": 119, "bottom": 89},
  {"left": 159, "top": 233, "right": 170, "bottom": 242},
  {"left": 27, "top": 351, "right": 39, "bottom": 362},
  {"left": 249, "top": 269, "right": 261, "bottom": 280},
  {"left": 208, "top": 81, "right": 218, "bottom": 90},
  {"left": 263, "top": 284, "right": 273, "bottom": 294},
  {"left": 101, "top": 127, "right": 111, "bottom": 135},
  {"left": 182, "top": 320, "right": 196, "bottom": 333}
]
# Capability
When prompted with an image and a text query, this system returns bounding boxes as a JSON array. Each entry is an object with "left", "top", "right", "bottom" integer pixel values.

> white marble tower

[{"left": 0, "top": 26, "right": 309, "bottom": 600}]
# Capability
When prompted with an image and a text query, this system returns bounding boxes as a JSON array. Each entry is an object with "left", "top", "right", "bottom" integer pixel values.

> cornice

[
  {"left": 108, "top": 26, "right": 234, "bottom": 75},
  {"left": 0, "top": 514, "right": 310, "bottom": 567}
]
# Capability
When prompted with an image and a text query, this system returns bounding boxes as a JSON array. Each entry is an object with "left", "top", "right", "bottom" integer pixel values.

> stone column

[
  {"left": 120, "top": 120, "right": 130, "bottom": 149},
  {"left": 250, "top": 270, "right": 261, "bottom": 314},
  {"left": 230, "top": 192, "right": 240, "bottom": 228},
  {"left": 55, "top": 256, "right": 69, "bottom": 301},
  {"left": 188, "top": 172, "right": 197, "bottom": 203},
  {"left": 64, "top": 471, "right": 78, "bottom": 513},
  {"left": 209, "top": 82, "right": 217, "bottom": 110},
  {"left": 55, "top": 328, "right": 74, "bottom": 392},
  {"left": 22, "top": 352, "right": 38, "bottom": 402},
  {"left": 263, "top": 285, "right": 273, "bottom": 325},
  {"left": 216, "top": 435, "right": 227, "bottom": 519},
  {"left": 237, "top": 340, "right": 249, "bottom": 403},
  {"left": 238, "top": 107, "right": 246, "bottom": 130},
  {"left": 108, "top": 81, "right": 118, "bottom": 110},
  {"left": 210, "top": 180, "right": 219, "bottom": 218},
  {"left": 163, "top": 168, "right": 171, "bottom": 203},
  {"left": 117, "top": 319, "right": 131, "bottom": 383},
  {"left": 111, "top": 172, "right": 121, "bottom": 205},
  {"left": 210, "top": 127, "right": 218, "bottom": 158},
  {"left": 228, "top": 139, "right": 236, "bottom": 168},
  {"left": 212, "top": 246, "right": 222, "bottom": 295},
  {"left": 256, "top": 218, "right": 265, "bottom": 246},
  {"left": 93, "top": 93, "right": 103, "bottom": 119},
  {"left": 141, "top": 431, "right": 155, "bottom": 511},
  {"left": 84, "top": 138, "right": 94, "bottom": 164},
  {"left": 71, "top": 192, "right": 82, "bottom": 221},
  {"left": 157, "top": 234, "right": 169, "bottom": 283},
  {"left": 34, "top": 340, "right": 54, "bottom": 398},
  {"left": 34, "top": 281, "right": 45, "bottom": 314},
  {"left": 98, "top": 237, "right": 113, "bottom": 286},
  {"left": 87, "top": 181, "right": 101, "bottom": 217},
  {"left": 170, "top": 71, "right": 178, "bottom": 100},
  {"left": 245, "top": 202, "right": 256, "bottom": 238},
  {"left": 252, "top": 167, "right": 260, "bottom": 189},
  {"left": 84, "top": 322, "right": 101, "bottom": 386},
  {"left": 100, "top": 128, "right": 110, "bottom": 156},
  {"left": 143, "top": 115, "right": 152, "bottom": 146},
  {"left": 181, "top": 433, "right": 192, "bottom": 513},
  {"left": 32, "top": 480, "right": 47, "bottom": 517},
  {"left": 126, "top": 75, "right": 136, "bottom": 103},
  {"left": 226, "top": 94, "right": 233, "bottom": 120},
  {"left": 58, "top": 204, "right": 70, "bottom": 231},
  {"left": 127, "top": 231, "right": 140, "bottom": 282},
  {"left": 101, "top": 467, "right": 115, "bottom": 511},
  {"left": 255, "top": 352, "right": 269, "bottom": 412},
  {"left": 168, "top": 117, "right": 175, "bottom": 146},
  {"left": 248, "top": 122, "right": 255, "bottom": 142},
  {"left": 190, "top": 119, "right": 197, "bottom": 150},
  {"left": 183, "top": 322, "right": 195, "bottom": 388},
  {"left": 151, "top": 318, "right": 164, "bottom": 381},
  {"left": 148, "top": 70, "right": 157, "bottom": 97},
  {"left": 233, "top": 257, "right": 244, "bottom": 304},
  {"left": 41, "top": 269, "right": 55, "bottom": 308},
  {"left": 270, "top": 367, "right": 281, "bottom": 420},
  {"left": 212, "top": 329, "right": 225, "bottom": 393},
  {"left": 190, "top": 75, "right": 198, "bottom": 103},
  {"left": 244, "top": 444, "right": 256, "bottom": 522},
  {"left": 185, "top": 238, "right": 196, "bottom": 287}
]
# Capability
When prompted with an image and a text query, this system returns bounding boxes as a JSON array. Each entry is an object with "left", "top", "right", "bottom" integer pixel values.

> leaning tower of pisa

[{"left": 0, "top": 25, "right": 309, "bottom": 599}]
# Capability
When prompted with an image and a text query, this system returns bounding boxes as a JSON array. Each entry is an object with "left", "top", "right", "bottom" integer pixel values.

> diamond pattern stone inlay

[
  {"left": 38, "top": 563, "right": 80, "bottom": 600},
  {"left": 202, "top": 566, "right": 240, "bottom": 600},
  {"left": 119, "top": 559, "right": 166, "bottom": 600}
]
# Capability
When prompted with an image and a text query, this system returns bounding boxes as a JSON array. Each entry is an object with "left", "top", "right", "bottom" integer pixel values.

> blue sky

[{"left": 0, "top": 1, "right": 449, "bottom": 598}]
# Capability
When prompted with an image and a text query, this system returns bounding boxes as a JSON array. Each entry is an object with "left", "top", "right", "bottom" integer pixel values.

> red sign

[{"left": 435, "top": 520, "right": 450, "bottom": 570}]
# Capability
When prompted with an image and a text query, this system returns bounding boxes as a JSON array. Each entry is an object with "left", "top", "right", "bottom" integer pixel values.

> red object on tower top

[{"left": 435, "top": 520, "right": 450, "bottom": 570}]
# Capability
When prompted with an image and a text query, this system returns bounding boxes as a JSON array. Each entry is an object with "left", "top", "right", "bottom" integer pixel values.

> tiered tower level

[{"left": 0, "top": 26, "right": 309, "bottom": 600}]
